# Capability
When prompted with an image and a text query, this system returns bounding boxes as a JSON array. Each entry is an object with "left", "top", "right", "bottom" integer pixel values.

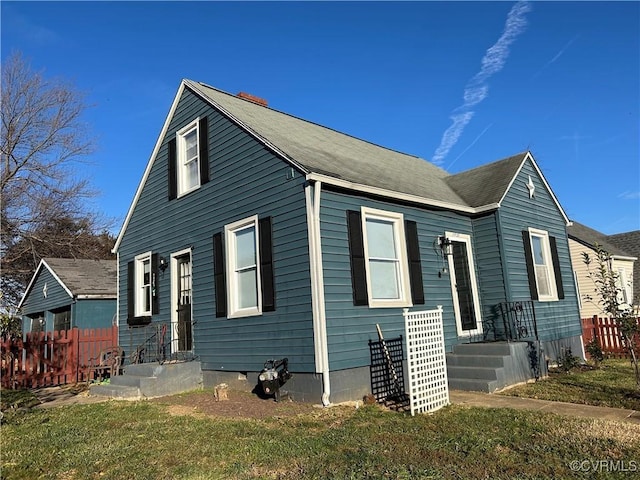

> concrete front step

[
  {"left": 451, "top": 342, "right": 513, "bottom": 356},
  {"left": 448, "top": 378, "right": 500, "bottom": 393},
  {"left": 90, "top": 361, "right": 203, "bottom": 400},
  {"left": 445, "top": 354, "right": 507, "bottom": 368},
  {"left": 447, "top": 365, "right": 505, "bottom": 382},
  {"left": 90, "top": 383, "right": 141, "bottom": 400},
  {"left": 446, "top": 341, "right": 541, "bottom": 393}
]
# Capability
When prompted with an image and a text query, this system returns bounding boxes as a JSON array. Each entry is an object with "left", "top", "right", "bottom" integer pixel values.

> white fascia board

[
  {"left": 113, "top": 81, "right": 188, "bottom": 253},
  {"left": 306, "top": 173, "right": 499, "bottom": 215},
  {"left": 18, "top": 259, "right": 74, "bottom": 310},
  {"left": 75, "top": 295, "right": 117, "bottom": 300},
  {"left": 612, "top": 255, "right": 638, "bottom": 262},
  {"left": 17, "top": 259, "right": 46, "bottom": 309},
  {"left": 498, "top": 151, "right": 571, "bottom": 226},
  {"left": 113, "top": 79, "right": 311, "bottom": 253}
]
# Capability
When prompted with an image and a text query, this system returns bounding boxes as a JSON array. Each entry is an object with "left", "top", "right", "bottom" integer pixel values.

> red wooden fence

[
  {"left": 581, "top": 315, "right": 640, "bottom": 358},
  {"left": 1, "top": 326, "right": 118, "bottom": 389}
]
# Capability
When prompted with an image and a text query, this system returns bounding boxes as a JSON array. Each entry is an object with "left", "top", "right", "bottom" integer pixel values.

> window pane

[
  {"left": 143, "top": 285, "right": 151, "bottom": 311},
  {"left": 535, "top": 265, "right": 551, "bottom": 297},
  {"left": 238, "top": 268, "right": 258, "bottom": 308},
  {"left": 366, "top": 219, "right": 397, "bottom": 258},
  {"left": 531, "top": 236, "right": 545, "bottom": 265},
  {"left": 185, "top": 129, "right": 198, "bottom": 160},
  {"left": 143, "top": 260, "right": 151, "bottom": 285},
  {"left": 185, "top": 158, "right": 199, "bottom": 189},
  {"left": 235, "top": 227, "right": 256, "bottom": 269},
  {"left": 370, "top": 260, "right": 400, "bottom": 299}
]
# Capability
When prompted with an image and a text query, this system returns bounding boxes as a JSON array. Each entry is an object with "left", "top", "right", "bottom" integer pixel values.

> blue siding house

[
  {"left": 113, "top": 80, "right": 582, "bottom": 403},
  {"left": 19, "top": 258, "right": 117, "bottom": 335}
]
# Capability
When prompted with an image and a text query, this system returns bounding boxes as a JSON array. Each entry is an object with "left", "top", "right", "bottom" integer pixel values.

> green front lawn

[
  {"left": 2, "top": 399, "right": 640, "bottom": 479},
  {"left": 500, "top": 359, "right": 640, "bottom": 411}
]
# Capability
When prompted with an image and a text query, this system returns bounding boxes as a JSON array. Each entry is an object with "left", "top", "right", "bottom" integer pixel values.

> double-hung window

[
  {"left": 527, "top": 228, "right": 558, "bottom": 301},
  {"left": 176, "top": 119, "right": 200, "bottom": 196},
  {"left": 225, "top": 215, "right": 262, "bottom": 318},
  {"left": 361, "top": 207, "right": 412, "bottom": 308},
  {"left": 135, "top": 252, "right": 153, "bottom": 317}
]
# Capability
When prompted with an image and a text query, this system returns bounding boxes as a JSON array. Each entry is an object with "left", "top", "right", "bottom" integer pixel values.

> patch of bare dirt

[{"left": 150, "top": 389, "right": 321, "bottom": 420}]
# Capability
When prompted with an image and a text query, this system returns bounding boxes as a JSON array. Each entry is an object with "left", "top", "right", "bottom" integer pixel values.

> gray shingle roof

[
  {"left": 444, "top": 152, "right": 527, "bottom": 207},
  {"left": 44, "top": 258, "right": 117, "bottom": 298},
  {"left": 187, "top": 80, "right": 470, "bottom": 207},
  {"left": 567, "top": 222, "right": 634, "bottom": 258}
]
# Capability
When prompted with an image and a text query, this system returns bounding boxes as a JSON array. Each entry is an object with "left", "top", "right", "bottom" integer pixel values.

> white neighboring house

[
  {"left": 567, "top": 222, "right": 636, "bottom": 318},
  {"left": 608, "top": 230, "right": 640, "bottom": 313}
]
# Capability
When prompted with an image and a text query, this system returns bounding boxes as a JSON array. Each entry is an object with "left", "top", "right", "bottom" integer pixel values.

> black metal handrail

[
  {"left": 499, "top": 301, "right": 538, "bottom": 341},
  {"left": 129, "top": 323, "right": 169, "bottom": 365}
]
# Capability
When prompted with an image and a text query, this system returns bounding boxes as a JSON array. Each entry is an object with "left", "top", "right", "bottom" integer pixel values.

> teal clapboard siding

[
  {"left": 319, "top": 188, "right": 477, "bottom": 370},
  {"left": 498, "top": 159, "right": 581, "bottom": 341},
  {"left": 117, "top": 87, "right": 315, "bottom": 372},
  {"left": 20, "top": 267, "right": 72, "bottom": 315},
  {"left": 21, "top": 266, "right": 72, "bottom": 333},
  {"left": 471, "top": 213, "right": 508, "bottom": 334},
  {"left": 20, "top": 267, "right": 115, "bottom": 333},
  {"left": 74, "top": 300, "right": 116, "bottom": 329}
]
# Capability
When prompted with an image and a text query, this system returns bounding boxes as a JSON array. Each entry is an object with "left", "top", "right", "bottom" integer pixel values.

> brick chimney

[{"left": 237, "top": 92, "right": 268, "bottom": 107}]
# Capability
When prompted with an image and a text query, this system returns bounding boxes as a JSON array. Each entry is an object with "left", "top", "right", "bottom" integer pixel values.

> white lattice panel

[{"left": 403, "top": 307, "right": 449, "bottom": 415}]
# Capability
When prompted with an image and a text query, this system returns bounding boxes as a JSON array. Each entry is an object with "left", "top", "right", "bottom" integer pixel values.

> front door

[
  {"left": 446, "top": 233, "right": 483, "bottom": 337},
  {"left": 175, "top": 254, "right": 193, "bottom": 352}
]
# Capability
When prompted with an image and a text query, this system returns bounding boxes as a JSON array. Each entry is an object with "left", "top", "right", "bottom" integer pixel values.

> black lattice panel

[{"left": 369, "top": 335, "right": 405, "bottom": 402}]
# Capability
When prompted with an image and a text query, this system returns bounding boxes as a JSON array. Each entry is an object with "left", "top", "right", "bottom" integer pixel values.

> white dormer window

[{"left": 176, "top": 119, "right": 200, "bottom": 196}]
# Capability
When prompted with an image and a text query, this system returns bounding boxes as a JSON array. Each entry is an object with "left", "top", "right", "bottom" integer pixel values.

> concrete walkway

[
  {"left": 449, "top": 390, "right": 640, "bottom": 423},
  {"left": 32, "top": 384, "right": 109, "bottom": 409}
]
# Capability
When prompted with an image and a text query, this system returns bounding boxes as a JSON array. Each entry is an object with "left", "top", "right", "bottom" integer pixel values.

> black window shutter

[
  {"left": 151, "top": 253, "right": 159, "bottom": 314},
  {"left": 168, "top": 138, "right": 177, "bottom": 200},
  {"left": 127, "top": 261, "right": 135, "bottom": 325},
  {"left": 347, "top": 210, "right": 368, "bottom": 306},
  {"left": 522, "top": 230, "right": 539, "bottom": 301},
  {"left": 405, "top": 220, "right": 424, "bottom": 305},
  {"left": 198, "top": 116, "right": 210, "bottom": 185},
  {"left": 259, "top": 216, "right": 276, "bottom": 312},
  {"left": 549, "top": 236, "right": 565, "bottom": 299},
  {"left": 213, "top": 232, "right": 227, "bottom": 317}
]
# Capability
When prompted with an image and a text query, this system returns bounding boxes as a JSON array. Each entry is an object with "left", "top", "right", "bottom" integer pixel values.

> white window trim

[
  {"left": 445, "top": 232, "right": 483, "bottom": 337},
  {"left": 225, "top": 215, "right": 262, "bottom": 318},
  {"left": 134, "top": 251, "right": 153, "bottom": 317},
  {"left": 361, "top": 206, "right": 412, "bottom": 308},
  {"left": 176, "top": 118, "right": 200, "bottom": 197},
  {"left": 528, "top": 228, "right": 558, "bottom": 302}
]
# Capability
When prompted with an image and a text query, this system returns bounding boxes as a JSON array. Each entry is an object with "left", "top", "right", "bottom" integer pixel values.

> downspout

[{"left": 305, "top": 180, "right": 331, "bottom": 406}]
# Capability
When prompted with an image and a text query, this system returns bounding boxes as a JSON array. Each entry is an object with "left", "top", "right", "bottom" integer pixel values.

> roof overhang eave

[
  {"left": 306, "top": 173, "right": 500, "bottom": 214},
  {"left": 75, "top": 294, "right": 117, "bottom": 300}
]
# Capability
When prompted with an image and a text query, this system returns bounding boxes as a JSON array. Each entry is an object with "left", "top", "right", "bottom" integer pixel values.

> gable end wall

[
  {"left": 117, "top": 88, "right": 316, "bottom": 373},
  {"left": 499, "top": 159, "right": 581, "bottom": 342}
]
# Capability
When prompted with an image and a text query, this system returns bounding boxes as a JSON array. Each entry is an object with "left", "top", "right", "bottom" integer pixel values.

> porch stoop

[
  {"left": 446, "top": 342, "right": 542, "bottom": 393},
  {"left": 90, "top": 361, "right": 203, "bottom": 400}
]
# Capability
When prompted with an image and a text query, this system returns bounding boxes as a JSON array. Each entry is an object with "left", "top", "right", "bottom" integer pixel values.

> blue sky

[{"left": 2, "top": 1, "right": 639, "bottom": 235}]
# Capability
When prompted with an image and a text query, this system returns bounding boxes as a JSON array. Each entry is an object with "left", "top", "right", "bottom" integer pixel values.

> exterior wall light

[
  {"left": 438, "top": 236, "right": 453, "bottom": 257},
  {"left": 159, "top": 256, "right": 168, "bottom": 272}
]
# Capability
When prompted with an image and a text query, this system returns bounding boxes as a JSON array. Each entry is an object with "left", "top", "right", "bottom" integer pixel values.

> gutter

[
  {"left": 305, "top": 180, "right": 331, "bottom": 406},
  {"left": 306, "top": 173, "right": 500, "bottom": 215}
]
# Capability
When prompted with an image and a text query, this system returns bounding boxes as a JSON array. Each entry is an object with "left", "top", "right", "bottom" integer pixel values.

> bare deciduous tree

[{"left": 1, "top": 52, "right": 114, "bottom": 314}]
